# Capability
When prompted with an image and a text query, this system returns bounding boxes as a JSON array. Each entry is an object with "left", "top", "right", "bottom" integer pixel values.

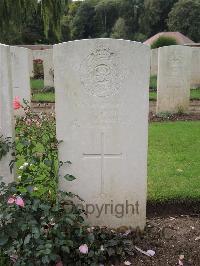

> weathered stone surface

[
  {"left": 32, "top": 49, "right": 45, "bottom": 61},
  {"left": 0, "top": 44, "right": 15, "bottom": 183},
  {"left": 157, "top": 45, "right": 192, "bottom": 114},
  {"left": 10, "top": 46, "right": 31, "bottom": 105},
  {"left": 54, "top": 39, "right": 150, "bottom": 229},
  {"left": 32, "top": 49, "right": 54, "bottom": 88},
  {"left": 150, "top": 48, "right": 158, "bottom": 76},
  {"left": 28, "top": 49, "right": 34, "bottom": 78},
  {"left": 43, "top": 49, "right": 54, "bottom": 88},
  {"left": 190, "top": 47, "right": 200, "bottom": 89}
]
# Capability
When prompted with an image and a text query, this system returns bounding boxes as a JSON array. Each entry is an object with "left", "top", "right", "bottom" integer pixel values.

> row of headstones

[
  {"left": 0, "top": 40, "right": 149, "bottom": 229},
  {"left": 151, "top": 46, "right": 200, "bottom": 98},
  {"left": 9, "top": 46, "right": 54, "bottom": 107},
  {"left": 28, "top": 48, "right": 54, "bottom": 88},
  {"left": 151, "top": 46, "right": 200, "bottom": 87},
  {"left": 0, "top": 40, "right": 196, "bottom": 229},
  {"left": 13, "top": 44, "right": 198, "bottom": 116},
  {"left": 0, "top": 45, "right": 54, "bottom": 178}
]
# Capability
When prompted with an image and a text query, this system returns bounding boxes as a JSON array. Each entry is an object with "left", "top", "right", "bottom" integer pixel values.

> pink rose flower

[
  {"left": 25, "top": 119, "right": 32, "bottom": 126},
  {"left": 15, "top": 196, "right": 25, "bottom": 207},
  {"left": 55, "top": 262, "right": 63, "bottom": 266},
  {"left": 79, "top": 244, "right": 88, "bottom": 254},
  {"left": 13, "top": 96, "right": 21, "bottom": 110},
  {"left": 7, "top": 197, "right": 15, "bottom": 204}
]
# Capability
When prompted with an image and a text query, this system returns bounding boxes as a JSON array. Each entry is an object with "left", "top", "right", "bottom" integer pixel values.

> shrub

[
  {"left": 0, "top": 179, "right": 139, "bottom": 265},
  {"left": 168, "top": 0, "right": 200, "bottom": 42},
  {"left": 0, "top": 180, "right": 87, "bottom": 265},
  {"left": 0, "top": 135, "right": 13, "bottom": 161},
  {"left": 150, "top": 75, "right": 157, "bottom": 91},
  {"left": 151, "top": 36, "right": 177, "bottom": 49},
  {"left": 0, "top": 101, "right": 140, "bottom": 265},
  {"left": 33, "top": 59, "right": 44, "bottom": 79},
  {"left": 15, "top": 102, "right": 58, "bottom": 201}
]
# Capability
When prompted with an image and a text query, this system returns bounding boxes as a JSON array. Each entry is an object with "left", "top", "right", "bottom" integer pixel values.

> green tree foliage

[
  {"left": 0, "top": 0, "right": 68, "bottom": 40},
  {"left": 168, "top": 0, "right": 200, "bottom": 42},
  {"left": 0, "top": 23, "right": 22, "bottom": 45},
  {"left": 71, "top": 1, "right": 96, "bottom": 39},
  {"left": 94, "top": 0, "right": 120, "bottom": 37},
  {"left": 140, "top": 0, "right": 178, "bottom": 37},
  {"left": 61, "top": 1, "right": 82, "bottom": 41},
  {"left": 0, "top": 0, "right": 200, "bottom": 44},
  {"left": 118, "top": 0, "right": 144, "bottom": 39},
  {"left": 111, "top": 17, "right": 128, "bottom": 39},
  {"left": 151, "top": 36, "right": 177, "bottom": 49}
]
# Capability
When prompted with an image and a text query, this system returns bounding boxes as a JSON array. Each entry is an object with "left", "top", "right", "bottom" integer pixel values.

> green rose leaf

[{"left": 63, "top": 174, "right": 76, "bottom": 181}]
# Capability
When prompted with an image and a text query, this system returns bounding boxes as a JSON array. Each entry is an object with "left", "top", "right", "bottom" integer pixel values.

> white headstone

[
  {"left": 190, "top": 47, "right": 200, "bottom": 89},
  {"left": 43, "top": 49, "right": 54, "bottom": 88},
  {"left": 32, "top": 49, "right": 54, "bottom": 88},
  {"left": 157, "top": 45, "right": 192, "bottom": 114},
  {"left": 28, "top": 49, "right": 34, "bottom": 78},
  {"left": 150, "top": 48, "right": 158, "bottom": 76},
  {"left": 54, "top": 39, "right": 150, "bottom": 229},
  {"left": 32, "top": 49, "right": 45, "bottom": 62},
  {"left": 0, "top": 44, "right": 15, "bottom": 183},
  {"left": 11, "top": 46, "right": 31, "bottom": 105}
]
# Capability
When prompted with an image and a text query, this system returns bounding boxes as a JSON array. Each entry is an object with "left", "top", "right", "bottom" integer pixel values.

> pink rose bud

[
  {"left": 15, "top": 196, "right": 25, "bottom": 207},
  {"left": 79, "top": 244, "right": 89, "bottom": 254},
  {"left": 7, "top": 197, "right": 15, "bottom": 204},
  {"left": 13, "top": 96, "right": 21, "bottom": 110},
  {"left": 55, "top": 262, "right": 63, "bottom": 266}
]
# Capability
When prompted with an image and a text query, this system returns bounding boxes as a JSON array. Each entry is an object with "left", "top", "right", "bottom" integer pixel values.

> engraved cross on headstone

[{"left": 83, "top": 132, "right": 122, "bottom": 194}]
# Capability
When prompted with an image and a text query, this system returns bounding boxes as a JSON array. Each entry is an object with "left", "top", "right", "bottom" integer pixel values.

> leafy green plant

[
  {"left": 0, "top": 179, "right": 87, "bottom": 266},
  {"left": 149, "top": 75, "right": 157, "bottom": 91},
  {"left": 0, "top": 102, "right": 141, "bottom": 265},
  {"left": 156, "top": 111, "right": 172, "bottom": 119},
  {"left": 177, "top": 106, "right": 185, "bottom": 115},
  {"left": 0, "top": 136, "right": 13, "bottom": 161},
  {"left": 0, "top": 178, "right": 139, "bottom": 265},
  {"left": 15, "top": 103, "right": 58, "bottom": 201},
  {"left": 151, "top": 36, "right": 177, "bottom": 49},
  {"left": 33, "top": 59, "right": 44, "bottom": 79}
]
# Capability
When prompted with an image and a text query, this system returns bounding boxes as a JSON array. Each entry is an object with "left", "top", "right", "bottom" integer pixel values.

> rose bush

[
  {"left": 0, "top": 100, "right": 139, "bottom": 265},
  {"left": 15, "top": 102, "right": 58, "bottom": 201}
]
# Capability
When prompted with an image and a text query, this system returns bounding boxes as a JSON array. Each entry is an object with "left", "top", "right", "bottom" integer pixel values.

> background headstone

[
  {"left": 0, "top": 44, "right": 15, "bottom": 183},
  {"left": 32, "top": 49, "right": 54, "bottom": 88},
  {"left": 32, "top": 49, "right": 45, "bottom": 62},
  {"left": 28, "top": 49, "right": 34, "bottom": 78},
  {"left": 150, "top": 48, "right": 158, "bottom": 76},
  {"left": 54, "top": 39, "right": 150, "bottom": 229},
  {"left": 11, "top": 46, "right": 31, "bottom": 105},
  {"left": 43, "top": 49, "right": 54, "bottom": 88},
  {"left": 157, "top": 45, "right": 192, "bottom": 114},
  {"left": 190, "top": 47, "right": 200, "bottom": 89}
]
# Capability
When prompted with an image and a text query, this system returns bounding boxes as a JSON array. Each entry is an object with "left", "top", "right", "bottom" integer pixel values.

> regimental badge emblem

[{"left": 80, "top": 45, "right": 124, "bottom": 97}]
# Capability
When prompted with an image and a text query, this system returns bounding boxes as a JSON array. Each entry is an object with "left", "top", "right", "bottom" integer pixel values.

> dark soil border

[
  {"left": 149, "top": 112, "right": 200, "bottom": 122},
  {"left": 147, "top": 199, "right": 200, "bottom": 217}
]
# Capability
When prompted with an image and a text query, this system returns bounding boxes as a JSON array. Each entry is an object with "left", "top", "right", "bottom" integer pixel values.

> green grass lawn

[
  {"left": 148, "top": 121, "right": 200, "bottom": 202},
  {"left": 30, "top": 78, "right": 44, "bottom": 90},
  {"left": 149, "top": 89, "right": 200, "bottom": 101},
  {"left": 149, "top": 91, "right": 157, "bottom": 101},
  {"left": 190, "top": 88, "right": 200, "bottom": 100},
  {"left": 31, "top": 79, "right": 55, "bottom": 102},
  {"left": 32, "top": 92, "right": 55, "bottom": 102},
  {"left": 149, "top": 75, "right": 157, "bottom": 91}
]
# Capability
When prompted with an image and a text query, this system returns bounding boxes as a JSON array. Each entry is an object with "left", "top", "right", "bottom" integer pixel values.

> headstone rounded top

[
  {"left": 158, "top": 44, "right": 191, "bottom": 50},
  {"left": 53, "top": 38, "right": 150, "bottom": 49},
  {"left": 53, "top": 39, "right": 150, "bottom": 99}
]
